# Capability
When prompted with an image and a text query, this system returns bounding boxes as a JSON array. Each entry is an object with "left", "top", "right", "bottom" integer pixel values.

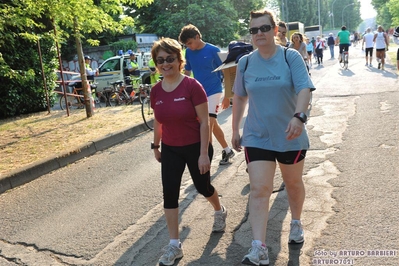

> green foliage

[
  {"left": 388, "top": 0, "right": 399, "bottom": 26},
  {"left": 0, "top": 0, "right": 153, "bottom": 119},
  {"left": 279, "top": 0, "right": 362, "bottom": 32},
  {"left": 0, "top": 35, "right": 58, "bottom": 119},
  {"left": 109, "top": 40, "right": 138, "bottom": 54},
  {"left": 127, "top": 0, "right": 264, "bottom": 47}
]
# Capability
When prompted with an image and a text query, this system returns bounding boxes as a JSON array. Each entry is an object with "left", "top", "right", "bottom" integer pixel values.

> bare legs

[
  {"left": 247, "top": 159, "right": 305, "bottom": 243},
  {"left": 164, "top": 189, "right": 222, "bottom": 240},
  {"left": 209, "top": 116, "right": 228, "bottom": 149}
]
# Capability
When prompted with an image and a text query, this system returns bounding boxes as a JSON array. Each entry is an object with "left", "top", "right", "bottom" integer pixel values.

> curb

[{"left": 0, "top": 123, "right": 151, "bottom": 195}]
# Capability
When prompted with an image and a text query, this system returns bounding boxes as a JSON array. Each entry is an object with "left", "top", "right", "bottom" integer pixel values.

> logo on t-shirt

[
  {"left": 174, "top": 97, "right": 186, "bottom": 102},
  {"left": 255, "top": 76, "right": 281, "bottom": 81},
  {"left": 155, "top": 100, "right": 163, "bottom": 105}
]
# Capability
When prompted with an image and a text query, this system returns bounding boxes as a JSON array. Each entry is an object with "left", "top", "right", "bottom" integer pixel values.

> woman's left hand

[
  {"left": 285, "top": 118, "right": 304, "bottom": 140},
  {"left": 198, "top": 154, "right": 211, "bottom": 175}
]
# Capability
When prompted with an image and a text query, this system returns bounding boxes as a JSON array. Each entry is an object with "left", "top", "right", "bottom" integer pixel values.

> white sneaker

[
  {"left": 159, "top": 243, "right": 183, "bottom": 266},
  {"left": 212, "top": 205, "right": 227, "bottom": 232},
  {"left": 242, "top": 241, "right": 269, "bottom": 265},
  {"left": 289, "top": 220, "right": 304, "bottom": 244}
]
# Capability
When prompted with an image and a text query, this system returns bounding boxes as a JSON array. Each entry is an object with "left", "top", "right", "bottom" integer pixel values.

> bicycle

[
  {"left": 339, "top": 51, "right": 349, "bottom": 70},
  {"left": 129, "top": 73, "right": 149, "bottom": 104},
  {"left": 59, "top": 83, "right": 106, "bottom": 110},
  {"left": 141, "top": 84, "right": 154, "bottom": 130},
  {"left": 104, "top": 80, "right": 135, "bottom": 106}
]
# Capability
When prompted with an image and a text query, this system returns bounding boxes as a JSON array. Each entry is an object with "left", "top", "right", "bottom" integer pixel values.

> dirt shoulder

[{"left": 0, "top": 104, "right": 145, "bottom": 178}]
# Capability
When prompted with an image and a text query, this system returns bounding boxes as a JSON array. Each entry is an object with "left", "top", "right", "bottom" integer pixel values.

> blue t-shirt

[
  {"left": 184, "top": 43, "right": 223, "bottom": 97},
  {"left": 233, "top": 46, "right": 315, "bottom": 152}
]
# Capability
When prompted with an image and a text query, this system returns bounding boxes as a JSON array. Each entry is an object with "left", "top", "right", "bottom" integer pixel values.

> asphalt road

[{"left": 0, "top": 45, "right": 398, "bottom": 266}]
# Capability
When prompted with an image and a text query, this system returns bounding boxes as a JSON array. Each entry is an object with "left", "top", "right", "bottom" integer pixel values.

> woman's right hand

[
  {"left": 154, "top": 149, "right": 161, "bottom": 162},
  {"left": 231, "top": 132, "right": 242, "bottom": 152}
]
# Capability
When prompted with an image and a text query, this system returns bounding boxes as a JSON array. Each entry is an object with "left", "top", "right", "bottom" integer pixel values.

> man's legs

[{"left": 208, "top": 93, "right": 235, "bottom": 165}]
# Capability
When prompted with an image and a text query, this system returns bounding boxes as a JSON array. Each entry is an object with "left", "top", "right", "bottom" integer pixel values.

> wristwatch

[
  {"left": 294, "top": 112, "right": 307, "bottom": 123},
  {"left": 151, "top": 142, "right": 160, "bottom": 149}
]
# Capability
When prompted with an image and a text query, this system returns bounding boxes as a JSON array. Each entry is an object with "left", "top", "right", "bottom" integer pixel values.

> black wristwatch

[
  {"left": 151, "top": 142, "right": 160, "bottom": 149},
  {"left": 293, "top": 112, "right": 307, "bottom": 123}
]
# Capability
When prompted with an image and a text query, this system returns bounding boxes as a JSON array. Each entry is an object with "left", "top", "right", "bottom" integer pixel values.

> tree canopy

[{"left": 126, "top": 0, "right": 265, "bottom": 47}]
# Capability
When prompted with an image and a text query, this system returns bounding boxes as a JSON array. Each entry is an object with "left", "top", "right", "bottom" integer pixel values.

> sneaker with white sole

[
  {"left": 242, "top": 241, "right": 269, "bottom": 265},
  {"left": 159, "top": 243, "right": 183, "bottom": 266},
  {"left": 219, "top": 150, "right": 235, "bottom": 165},
  {"left": 212, "top": 205, "right": 227, "bottom": 232},
  {"left": 289, "top": 220, "right": 304, "bottom": 244}
]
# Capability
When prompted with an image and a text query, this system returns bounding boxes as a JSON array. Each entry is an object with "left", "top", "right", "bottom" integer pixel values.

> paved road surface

[{"left": 0, "top": 45, "right": 398, "bottom": 265}]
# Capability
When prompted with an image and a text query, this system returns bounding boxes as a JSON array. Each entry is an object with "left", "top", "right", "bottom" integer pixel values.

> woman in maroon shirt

[{"left": 150, "top": 37, "right": 227, "bottom": 266}]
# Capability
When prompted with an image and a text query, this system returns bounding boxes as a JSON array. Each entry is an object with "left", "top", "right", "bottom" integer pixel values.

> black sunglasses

[
  {"left": 156, "top": 57, "right": 177, "bottom": 65},
  {"left": 249, "top": 24, "right": 273, "bottom": 35}
]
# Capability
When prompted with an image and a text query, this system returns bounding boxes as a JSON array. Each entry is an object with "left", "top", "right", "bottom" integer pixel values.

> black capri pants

[{"left": 161, "top": 142, "right": 214, "bottom": 209}]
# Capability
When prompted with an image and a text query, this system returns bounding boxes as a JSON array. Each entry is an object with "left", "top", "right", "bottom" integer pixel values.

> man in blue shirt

[{"left": 179, "top": 24, "right": 235, "bottom": 165}]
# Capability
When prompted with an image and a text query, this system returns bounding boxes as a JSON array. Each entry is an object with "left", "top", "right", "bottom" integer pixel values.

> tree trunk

[{"left": 74, "top": 17, "right": 94, "bottom": 118}]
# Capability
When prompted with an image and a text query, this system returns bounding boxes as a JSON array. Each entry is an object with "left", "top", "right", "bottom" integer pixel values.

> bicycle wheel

[
  {"left": 95, "top": 93, "right": 107, "bottom": 108},
  {"left": 344, "top": 53, "right": 349, "bottom": 70},
  {"left": 59, "top": 95, "right": 82, "bottom": 110},
  {"left": 108, "top": 92, "right": 120, "bottom": 106},
  {"left": 339, "top": 54, "right": 345, "bottom": 68},
  {"left": 141, "top": 97, "right": 154, "bottom": 130},
  {"left": 137, "top": 90, "right": 147, "bottom": 104}
]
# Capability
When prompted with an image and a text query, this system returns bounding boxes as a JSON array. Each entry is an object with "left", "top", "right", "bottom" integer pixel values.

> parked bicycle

[
  {"left": 59, "top": 82, "right": 105, "bottom": 110},
  {"left": 141, "top": 84, "right": 154, "bottom": 130},
  {"left": 104, "top": 80, "right": 135, "bottom": 106}
]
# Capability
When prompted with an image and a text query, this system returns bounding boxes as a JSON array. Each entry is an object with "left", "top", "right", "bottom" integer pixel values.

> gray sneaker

[
  {"left": 289, "top": 220, "right": 304, "bottom": 244},
  {"left": 242, "top": 241, "right": 269, "bottom": 265},
  {"left": 159, "top": 243, "right": 183, "bottom": 266},
  {"left": 219, "top": 150, "right": 235, "bottom": 165},
  {"left": 212, "top": 205, "right": 227, "bottom": 232}
]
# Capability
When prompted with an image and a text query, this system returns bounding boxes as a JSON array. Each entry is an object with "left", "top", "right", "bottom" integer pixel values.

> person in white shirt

[
  {"left": 362, "top": 28, "right": 375, "bottom": 67},
  {"left": 373, "top": 25, "right": 389, "bottom": 70}
]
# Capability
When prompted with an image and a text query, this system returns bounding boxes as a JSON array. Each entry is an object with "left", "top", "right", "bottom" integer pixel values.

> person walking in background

[
  {"left": 335, "top": 25, "right": 351, "bottom": 63},
  {"left": 362, "top": 27, "right": 375, "bottom": 67},
  {"left": 289, "top": 32, "right": 308, "bottom": 61},
  {"left": 314, "top": 36, "right": 324, "bottom": 65},
  {"left": 231, "top": 8, "right": 315, "bottom": 266},
  {"left": 179, "top": 24, "right": 235, "bottom": 165},
  {"left": 393, "top": 26, "right": 399, "bottom": 73},
  {"left": 150, "top": 37, "right": 227, "bottom": 266},
  {"left": 373, "top": 25, "right": 389, "bottom": 70},
  {"left": 327, "top": 33, "right": 335, "bottom": 59},
  {"left": 277, "top": 21, "right": 289, "bottom": 47},
  {"left": 306, "top": 38, "right": 314, "bottom": 67}
]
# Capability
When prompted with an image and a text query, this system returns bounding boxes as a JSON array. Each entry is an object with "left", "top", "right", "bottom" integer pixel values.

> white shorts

[{"left": 208, "top": 93, "right": 222, "bottom": 117}]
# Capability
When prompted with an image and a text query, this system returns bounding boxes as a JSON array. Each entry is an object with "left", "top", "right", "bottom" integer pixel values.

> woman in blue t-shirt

[{"left": 232, "top": 8, "right": 315, "bottom": 265}]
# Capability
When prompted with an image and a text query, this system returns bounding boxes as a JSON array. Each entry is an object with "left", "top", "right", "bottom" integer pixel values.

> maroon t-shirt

[{"left": 150, "top": 76, "right": 208, "bottom": 146}]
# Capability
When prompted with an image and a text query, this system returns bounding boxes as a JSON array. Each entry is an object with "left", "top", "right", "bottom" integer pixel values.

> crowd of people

[{"left": 145, "top": 7, "right": 397, "bottom": 266}]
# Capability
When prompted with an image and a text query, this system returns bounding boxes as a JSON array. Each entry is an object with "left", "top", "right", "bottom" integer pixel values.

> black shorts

[
  {"left": 245, "top": 147, "right": 307, "bottom": 165},
  {"left": 376, "top": 48, "right": 386, "bottom": 52},
  {"left": 397, "top": 48, "right": 399, "bottom": 60},
  {"left": 307, "top": 51, "right": 312, "bottom": 56},
  {"left": 365, "top": 47, "right": 373, "bottom": 57}
]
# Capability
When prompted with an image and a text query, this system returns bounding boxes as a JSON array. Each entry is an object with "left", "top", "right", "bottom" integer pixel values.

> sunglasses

[
  {"left": 249, "top": 24, "right": 273, "bottom": 34},
  {"left": 156, "top": 57, "right": 177, "bottom": 65}
]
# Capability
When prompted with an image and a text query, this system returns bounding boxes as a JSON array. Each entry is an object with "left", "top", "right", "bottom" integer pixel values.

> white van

[{"left": 95, "top": 53, "right": 151, "bottom": 90}]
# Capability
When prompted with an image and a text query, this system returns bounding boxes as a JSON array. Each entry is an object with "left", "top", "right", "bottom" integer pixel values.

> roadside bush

[{"left": 0, "top": 35, "right": 58, "bottom": 119}]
